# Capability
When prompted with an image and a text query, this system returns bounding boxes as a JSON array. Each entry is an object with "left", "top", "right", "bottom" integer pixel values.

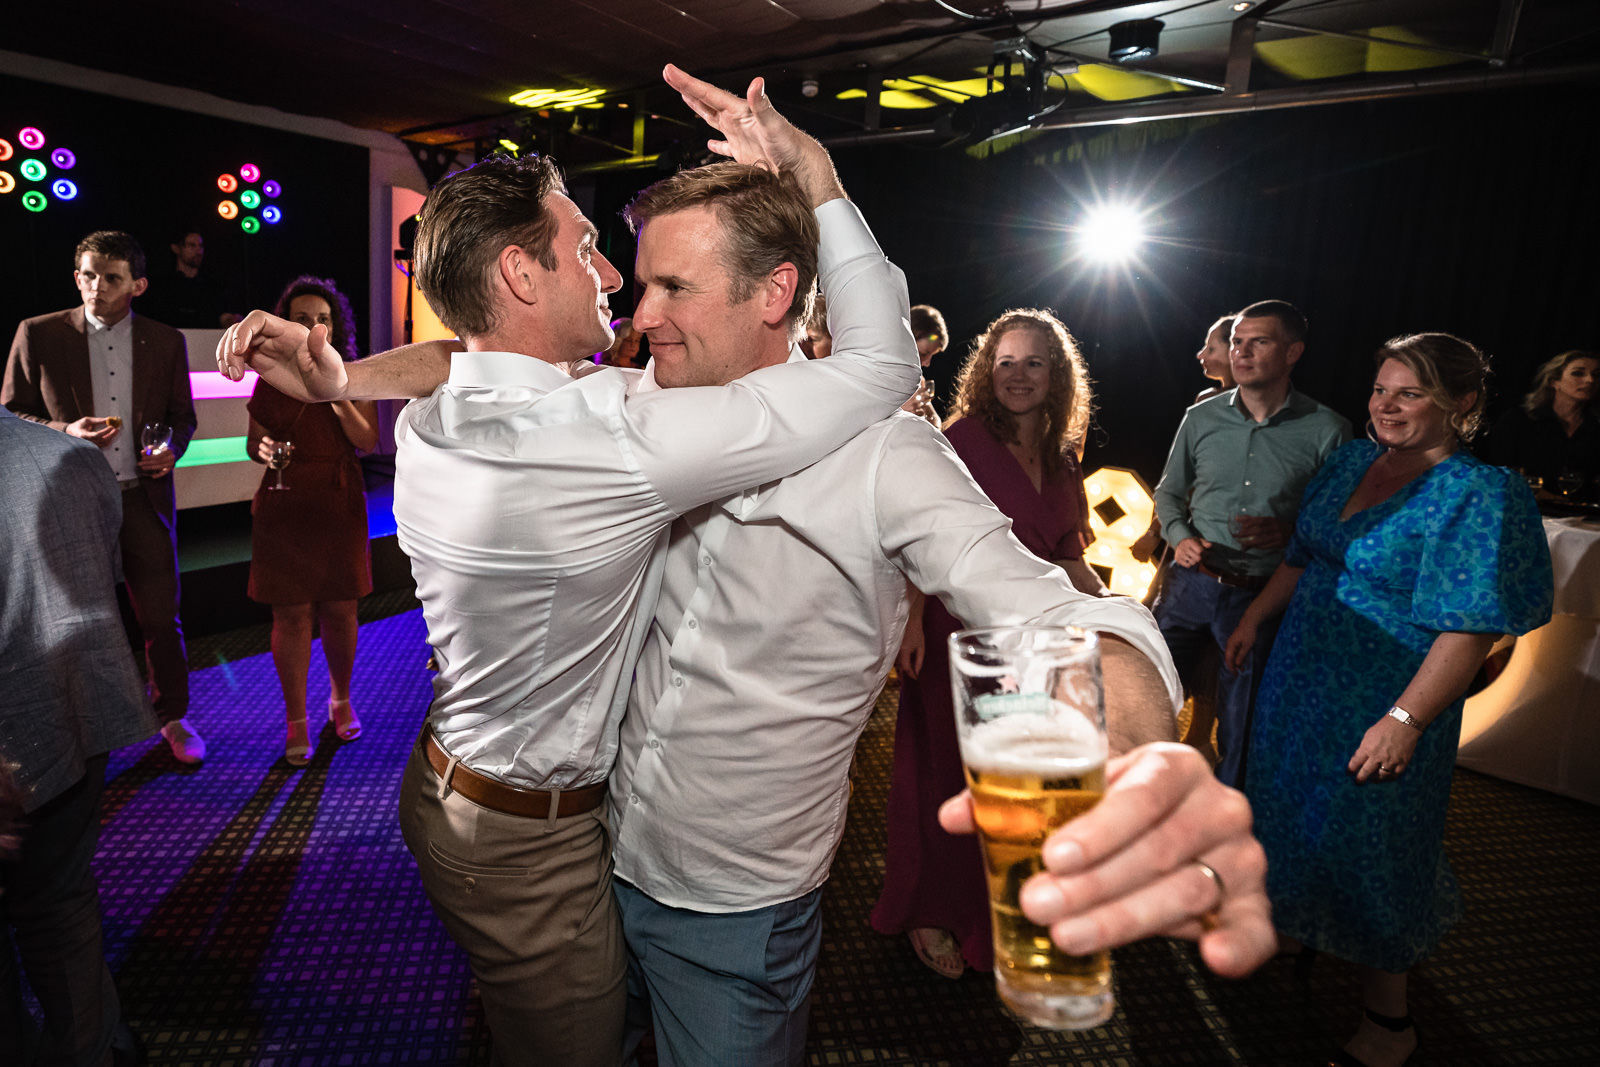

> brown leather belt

[
  {"left": 1197, "top": 562, "right": 1269, "bottom": 592},
  {"left": 424, "top": 731, "right": 607, "bottom": 819}
]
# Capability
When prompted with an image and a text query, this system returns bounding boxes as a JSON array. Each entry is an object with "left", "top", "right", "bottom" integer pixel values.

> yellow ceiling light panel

[
  {"left": 1364, "top": 26, "right": 1477, "bottom": 72},
  {"left": 1256, "top": 34, "right": 1366, "bottom": 80},
  {"left": 509, "top": 87, "right": 606, "bottom": 109},
  {"left": 1068, "top": 65, "right": 1190, "bottom": 102}
]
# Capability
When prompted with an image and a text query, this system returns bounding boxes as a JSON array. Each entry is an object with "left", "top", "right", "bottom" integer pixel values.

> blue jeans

[
  {"left": 1153, "top": 563, "right": 1278, "bottom": 788},
  {"left": 616, "top": 879, "right": 823, "bottom": 1067}
]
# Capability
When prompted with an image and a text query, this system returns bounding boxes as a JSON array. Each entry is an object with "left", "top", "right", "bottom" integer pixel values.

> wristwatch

[{"left": 1386, "top": 705, "right": 1423, "bottom": 731}]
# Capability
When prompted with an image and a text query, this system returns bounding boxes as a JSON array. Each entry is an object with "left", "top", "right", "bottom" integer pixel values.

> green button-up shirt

[{"left": 1154, "top": 386, "right": 1351, "bottom": 577}]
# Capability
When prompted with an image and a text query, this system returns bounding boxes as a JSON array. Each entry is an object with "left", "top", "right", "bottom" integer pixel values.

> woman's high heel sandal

[
  {"left": 285, "top": 717, "right": 311, "bottom": 767},
  {"left": 329, "top": 698, "right": 362, "bottom": 742},
  {"left": 1327, "top": 1007, "right": 1418, "bottom": 1067}
]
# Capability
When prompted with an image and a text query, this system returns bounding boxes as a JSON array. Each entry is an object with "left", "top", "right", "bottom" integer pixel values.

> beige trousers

[{"left": 397, "top": 738, "right": 624, "bottom": 1067}]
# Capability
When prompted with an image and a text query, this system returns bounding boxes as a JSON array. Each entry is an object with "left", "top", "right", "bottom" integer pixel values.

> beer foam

[{"left": 962, "top": 707, "right": 1106, "bottom": 774}]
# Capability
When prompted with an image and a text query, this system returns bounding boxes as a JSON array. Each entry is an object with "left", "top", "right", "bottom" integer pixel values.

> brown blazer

[{"left": 3, "top": 306, "right": 197, "bottom": 530}]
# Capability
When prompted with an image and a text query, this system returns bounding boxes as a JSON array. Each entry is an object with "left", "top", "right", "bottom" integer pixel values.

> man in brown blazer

[{"left": 3, "top": 230, "right": 205, "bottom": 764}]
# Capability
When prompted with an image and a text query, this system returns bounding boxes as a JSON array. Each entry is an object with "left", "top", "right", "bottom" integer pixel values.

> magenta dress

[{"left": 870, "top": 417, "right": 1089, "bottom": 971}]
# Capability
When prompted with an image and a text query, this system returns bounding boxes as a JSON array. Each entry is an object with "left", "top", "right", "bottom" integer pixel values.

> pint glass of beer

[{"left": 950, "top": 625, "right": 1111, "bottom": 1029}]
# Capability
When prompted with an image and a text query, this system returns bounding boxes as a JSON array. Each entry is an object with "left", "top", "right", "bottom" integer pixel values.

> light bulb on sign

[
  {"left": 261, "top": 206, "right": 282, "bottom": 224},
  {"left": 240, "top": 189, "right": 261, "bottom": 209},
  {"left": 0, "top": 171, "right": 15, "bottom": 194},
  {"left": 22, "top": 190, "right": 47, "bottom": 212},
  {"left": 0, "top": 138, "right": 13, "bottom": 162},
  {"left": 263, "top": 180, "right": 281, "bottom": 198}
]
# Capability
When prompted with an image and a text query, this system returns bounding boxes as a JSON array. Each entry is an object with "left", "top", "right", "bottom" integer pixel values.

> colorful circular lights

[
  {"left": 240, "top": 163, "right": 261, "bottom": 183},
  {"left": 52, "top": 179, "right": 78, "bottom": 200},
  {"left": 218, "top": 173, "right": 238, "bottom": 193},
  {"left": 240, "top": 189, "right": 261, "bottom": 209},
  {"left": 241, "top": 216, "right": 261, "bottom": 234},
  {"left": 0, "top": 171, "right": 14, "bottom": 194},
  {"left": 0, "top": 138, "right": 12, "bottom": 162},
  {"left": 218, "top": 199, "right": 239, "bottom": 219},
  {"left": 263, "top": 179, "right": 281, "bottom": 198},
  {"left": 18, "top": 127, "right": 45, "bottom": 151},
  {"left": 23, "top": 190, "right": 47, "bottom": 212},
  {"left": 50, "top": 147, "right": 76, "bottom": 170},
  {"left": 261, "top": 205, "right": 282, "bottom": 224},
  {"left": 20, "top": 158, "right": 46, "bottom": 182}
]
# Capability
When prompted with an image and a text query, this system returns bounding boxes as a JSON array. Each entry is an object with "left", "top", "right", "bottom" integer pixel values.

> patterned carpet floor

[{"left": 71, "top": 589, "right": 1600, "bottom": 1064}]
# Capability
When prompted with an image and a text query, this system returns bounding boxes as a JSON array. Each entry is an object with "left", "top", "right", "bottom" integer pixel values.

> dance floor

[{"left": 75, "top": 588, "right": 1600, "bottom": 1064}]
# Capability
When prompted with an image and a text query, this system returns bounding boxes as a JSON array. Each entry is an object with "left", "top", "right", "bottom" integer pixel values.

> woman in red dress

[
  {"left": 246, "top": 276, "right": 378, "bottom": 765},
  {"left": 871, "top": 308, "right": 1103, "bottom": 977}
]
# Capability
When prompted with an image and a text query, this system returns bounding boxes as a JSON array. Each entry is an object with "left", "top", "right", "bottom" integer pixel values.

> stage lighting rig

[{"left": 952, "top": 35, "right": 1067, "bottom": 144}]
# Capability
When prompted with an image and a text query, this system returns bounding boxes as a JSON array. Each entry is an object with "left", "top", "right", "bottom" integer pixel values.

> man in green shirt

[{"left": 1152, "top": 300, "right": 1351, "bottom": 787}]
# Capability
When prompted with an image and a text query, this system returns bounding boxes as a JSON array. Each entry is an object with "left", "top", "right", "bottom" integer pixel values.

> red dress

[
  {"left": 870, "top": 416, "right": 1089, "bottom": 971},
  {"left": 246, "top": 381, "right": 372, "bottom": 605}
]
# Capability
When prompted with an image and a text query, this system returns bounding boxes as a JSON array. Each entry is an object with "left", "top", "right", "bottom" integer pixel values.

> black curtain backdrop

[
  {"left": 821, "top": 82, "right": 1600, "bottom": 483},
  {"left": 1, "top": 73, "right": 369, "bottom": 354}
]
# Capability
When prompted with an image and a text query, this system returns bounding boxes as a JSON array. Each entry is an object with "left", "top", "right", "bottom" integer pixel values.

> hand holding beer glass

[{"left": 951, "top": 625, "right": 1112, "bottom": 1029}]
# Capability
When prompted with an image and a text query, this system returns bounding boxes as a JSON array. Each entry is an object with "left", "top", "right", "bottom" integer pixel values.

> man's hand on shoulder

[
  {"left": 217, "top": 311, "right": 349, "bottom": 402},
  {"left": 663, "top": 64, "right": 845, "bottom": 208}
]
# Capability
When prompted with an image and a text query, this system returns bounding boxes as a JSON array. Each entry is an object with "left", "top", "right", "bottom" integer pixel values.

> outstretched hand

[
  {"left": 217, "top": 311, "right": 349, "bottom": 402},
  {"left": 939, "top": 742, "right": 1274, "bottom": 979},
  {"left": 662, "top": 64, "right": 843, "bottom": 207}
]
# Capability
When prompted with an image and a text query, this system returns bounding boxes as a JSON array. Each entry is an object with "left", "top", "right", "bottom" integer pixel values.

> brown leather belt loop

[
  {"left": 424, "top": 731, "right": 607, "bottom": 819},
  {"left": 1197, "top": 562, "right": 1269, "bottom": 592}
]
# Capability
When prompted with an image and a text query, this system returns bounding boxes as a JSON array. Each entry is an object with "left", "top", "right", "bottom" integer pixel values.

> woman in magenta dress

[
  {"left": 871, "top": 308, "right": 1103, "bottom": 978},
  {"left": 247, "top": 276, "right": 378, "bottom": 765}
]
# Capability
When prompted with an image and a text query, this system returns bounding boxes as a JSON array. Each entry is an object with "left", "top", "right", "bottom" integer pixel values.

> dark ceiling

[{"left": 10, "top": 0, "right": 1599, "bottom": 173}]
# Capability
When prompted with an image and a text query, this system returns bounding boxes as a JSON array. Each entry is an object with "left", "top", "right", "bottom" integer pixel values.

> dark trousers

[
  {"left": 1153, "top": 563, "right": 1279, "bottom": 789},
  {"left": 120, "top": 485, "right": 188, "bottom": 723},
  {"left": 0, "top": 755, "right": 121, "bottom": 1066}
]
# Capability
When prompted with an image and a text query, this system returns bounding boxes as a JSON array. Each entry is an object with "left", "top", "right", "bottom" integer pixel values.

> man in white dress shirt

[
  {"left": 604, "top": 78, "right": 1273, "bottom": 1066},
  {"left": 218, "top": 66, "right": 920, "bottom": 1067}
]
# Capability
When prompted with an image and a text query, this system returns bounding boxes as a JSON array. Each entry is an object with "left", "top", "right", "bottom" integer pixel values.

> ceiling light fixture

[{"left": 1108, "top": 19, "right": 1164, "bottom": 63}]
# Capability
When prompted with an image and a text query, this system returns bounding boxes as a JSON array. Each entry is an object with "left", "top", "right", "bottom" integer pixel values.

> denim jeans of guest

[{"left": 1153, "top": 563, "right": 1280, "bottom": 789}]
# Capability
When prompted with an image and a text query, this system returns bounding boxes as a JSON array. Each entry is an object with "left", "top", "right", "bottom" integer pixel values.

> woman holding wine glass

[{"left": 246, "top": 276, "right": 378, "bottom": 765}]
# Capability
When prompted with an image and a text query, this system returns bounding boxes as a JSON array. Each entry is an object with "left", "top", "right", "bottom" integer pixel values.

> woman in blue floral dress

[{"left": 1225, "top": 333, "right": 1552, "bottom": 1067}]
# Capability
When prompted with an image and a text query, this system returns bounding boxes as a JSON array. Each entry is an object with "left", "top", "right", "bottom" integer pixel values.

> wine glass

[
  {"left": 140, "top": 422, "right": 173, "bottom": 457},
  {"left": 267, "top": 439, "right": 294, "bottom": 490}
]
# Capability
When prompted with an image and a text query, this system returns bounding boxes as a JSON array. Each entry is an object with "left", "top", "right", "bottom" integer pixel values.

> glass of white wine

[{"left": 268, "top": 439, "right": 295, "bottom": 490}]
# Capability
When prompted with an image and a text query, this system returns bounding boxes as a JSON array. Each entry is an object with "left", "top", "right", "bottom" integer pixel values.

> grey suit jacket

[
  {"left": 0, "top": 407, "right": 158, "bottom": 811},
  {"left": 3, "top": 306, "right": 197, "bottom": 529}
]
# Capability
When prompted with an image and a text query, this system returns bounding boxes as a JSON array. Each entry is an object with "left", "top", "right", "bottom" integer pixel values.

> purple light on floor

[{"left": 189, "top": 370, "right": 259, "bottom": 399}]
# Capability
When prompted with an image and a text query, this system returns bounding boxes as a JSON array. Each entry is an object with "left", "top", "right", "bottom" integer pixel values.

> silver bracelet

[{"left": 1387, "top": 705, "right": 1424, "bottom": 731}]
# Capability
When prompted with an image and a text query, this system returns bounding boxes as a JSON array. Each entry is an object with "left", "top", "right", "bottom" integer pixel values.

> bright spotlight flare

[{"left": 1077, "top": 204, "right": 1146, "bottom": 264}]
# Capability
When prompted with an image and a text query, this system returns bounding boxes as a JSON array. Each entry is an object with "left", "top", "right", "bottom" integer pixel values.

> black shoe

[
  {"left": 1326, "top": 1008, "right": 1416, "bottom": 1067},
  {"left": 111, "top": 1020, "right": 148, "bottom": 1067}
]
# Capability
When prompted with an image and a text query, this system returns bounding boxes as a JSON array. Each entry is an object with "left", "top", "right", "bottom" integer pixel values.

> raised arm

[{"left": 217, "top": 313, "right": 459, "bottom": 401}]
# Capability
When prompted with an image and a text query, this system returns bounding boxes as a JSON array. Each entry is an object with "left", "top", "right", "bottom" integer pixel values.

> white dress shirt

[
  {"left": 84, "top": 310, "right": 139, "bottom": 482},
  {"left": 610, "top": 403, "right": 1182, "bottom": 912},
  {"left": 392, "top": 199, "right": 919, "bottom": 791}
]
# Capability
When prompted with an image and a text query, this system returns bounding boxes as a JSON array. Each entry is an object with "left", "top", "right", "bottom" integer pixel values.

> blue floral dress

[{"left": 1245, "top": 440, "right": 1552, "bottom": 971}]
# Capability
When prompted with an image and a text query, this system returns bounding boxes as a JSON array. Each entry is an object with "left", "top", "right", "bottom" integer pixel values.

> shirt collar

[
  {"left": 84, "top": 308, "right": 130, "bottom": 333},
  {"left": 1228, "top": 384, "right": 1308, "bottom": 422},
  {"left": 446, "top": 350, "right": 580, "bottom": 389}
]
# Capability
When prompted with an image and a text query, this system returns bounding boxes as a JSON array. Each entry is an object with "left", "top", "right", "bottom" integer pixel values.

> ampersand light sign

[{"left": 1082, "top": 466, "right": 1159, "bottom": 600}]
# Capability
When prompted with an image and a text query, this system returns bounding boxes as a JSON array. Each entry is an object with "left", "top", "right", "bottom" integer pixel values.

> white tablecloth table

[{"left": 1458, "top": 517, "right": 1600, "bottom": 804}]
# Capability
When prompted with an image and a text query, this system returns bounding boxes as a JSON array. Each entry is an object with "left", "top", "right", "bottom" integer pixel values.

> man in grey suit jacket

[
  {"left": 0, "top": 404, "right": 159, "bottom": 1064},
  {"left": 2, "top": 230, "right": 205, "bottom": 763}
]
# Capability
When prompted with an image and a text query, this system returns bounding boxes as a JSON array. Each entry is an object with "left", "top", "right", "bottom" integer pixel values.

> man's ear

[
  {"left": 1286, "top": 340, "right": 1305, "bottom": 366},
  {"left": 499, "top": 245, "right": 539, "bottom": 307},
  {"left": 759, "top": 262, "right": 800, "bottom": 327},
  {"left": 131, "top": 277, "right": 149, "bottom": 298}
]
